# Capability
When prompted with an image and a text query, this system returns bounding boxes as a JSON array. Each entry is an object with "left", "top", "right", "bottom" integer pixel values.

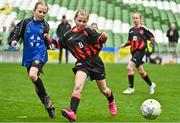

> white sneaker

[
  {"left": 123, "top": 87, "right": 134, "bottom": 94},
  {"left": 149, "top": 82, "right": 156, "bottom": 94}
]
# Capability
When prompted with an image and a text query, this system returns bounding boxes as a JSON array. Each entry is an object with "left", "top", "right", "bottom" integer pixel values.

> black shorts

[
  {"left": 131, "top": 50, "right": 145, "bottom": 67},
  {"left": 73, "top": 56, "right": 105, "bottom": 81},
  {"left": 27, "top": 60, "right": 45, "bottom": 74}
]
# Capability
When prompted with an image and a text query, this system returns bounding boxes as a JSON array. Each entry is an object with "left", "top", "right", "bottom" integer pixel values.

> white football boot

[
  {"left": 149, "top": 82, "right": 156, "bottom": 94},
  {"left": 123, "top": 87, "right": 135, "bottom": 94}
]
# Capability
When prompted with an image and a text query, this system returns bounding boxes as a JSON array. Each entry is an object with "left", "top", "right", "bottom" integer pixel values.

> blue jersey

[
  {"left": 8, "top": 17, "right": 49, "bottom": 67},
  {"left": 22, "top": 20, "right": 48, "bottom": 67}
]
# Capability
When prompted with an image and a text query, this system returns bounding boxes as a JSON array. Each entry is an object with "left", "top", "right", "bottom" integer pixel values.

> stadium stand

[{"left": 0, "top": 0, "right": 180, "bottom": 53}]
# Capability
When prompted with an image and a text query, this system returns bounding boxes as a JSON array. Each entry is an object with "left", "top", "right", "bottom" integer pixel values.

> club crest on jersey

[
  {"left": 34, "top": 60, "right": 40, "bottom": 65},
  {"left": 40, "top": 29, "right": 43, "bottom": 34},
  {"left": 139, "top": 30, "right": 144, "bottom": 35}
]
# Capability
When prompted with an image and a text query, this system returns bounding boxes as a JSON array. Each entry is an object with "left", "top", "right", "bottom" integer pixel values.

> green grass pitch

[{"left": 0, "top": 63, "right": 179, "bottom": 122}]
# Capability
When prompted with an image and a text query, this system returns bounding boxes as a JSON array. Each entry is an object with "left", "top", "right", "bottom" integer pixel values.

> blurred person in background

[
  {"left": 90, "top": 22, "right": 99, "bottom": 31},
  {"left": 56, "top": 15, "right": 71, "bottom": 64},
  {"left": 8, "top": 1, "right": 55, "bottom": 118},
  {"left": 120, "top": 12, "right": 156, "bottom": 95},
  {"left": 166, "top": 22, "right": 179, "bottom": 62}
]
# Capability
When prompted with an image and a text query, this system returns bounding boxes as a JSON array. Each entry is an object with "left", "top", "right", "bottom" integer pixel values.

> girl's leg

[
  {"left": 28, "top": 67, "right": 55, "bottom": 118},
  {"left": 137, "top": 65, "right": 156, "bottom": 94},
  {"left": 70, "top": 70, "right": 87, "bottom": 113},
  {"left": 137, "top": 65, "right": 152, "bottom": 86},
  {"left": 123, "top": 61, "right": 135, "bottom": 94},
  {"left": 29, "top": 67, "right": 47, "bottom": 102},
  {"left": 127, "top": 61, "right": 135, "bottom": 88},
  {"left": 96, "top": 79, "right": 117, "bottom": 116},
  {"left": 62, "top": 70, "right": 87, "bottom": 121}
]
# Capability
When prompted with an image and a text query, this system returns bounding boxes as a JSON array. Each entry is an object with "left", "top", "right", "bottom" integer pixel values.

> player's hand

[
  {"left": 100, "top": 32, "right": 107, "bottom": 43},
  {"left": 49, "top": 43, "right": 56, "bottom": 50},
  {"left": 11, "top": 40, "right": 17, "bottom": 47},
  {"left": 120, "top": 43, "right": 125, "bottom": 48},
  {"left": 150, "top": 41, "right": 154, "bottom": 47},
  {"left": 44, "top": 33, "right": 49, "bottom": 39}
]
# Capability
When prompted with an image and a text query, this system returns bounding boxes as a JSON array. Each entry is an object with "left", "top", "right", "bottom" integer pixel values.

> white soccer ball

[{"left": 140, "top": 99, "right": 161, "bottom": 120}]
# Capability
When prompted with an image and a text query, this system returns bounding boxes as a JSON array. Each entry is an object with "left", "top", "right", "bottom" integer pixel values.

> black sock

[
  {"left": 33, "top": 77, "right": 47, "bottom": 103},
  {"left": 107, "top": 92, "right": 114, "bottom": 103},
  {"left": 70, "top": 97, "right": 80, "bottom": 113},
  {"left": 128, "top": 74, "right": 134, "bottom": 88},
  {"left": 143, "top": 75, "right": 152, "bottom": 86}
]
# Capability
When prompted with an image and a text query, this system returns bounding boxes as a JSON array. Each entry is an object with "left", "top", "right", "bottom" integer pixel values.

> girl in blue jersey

[{"left": 8, "top": 1, "right": 55, "bottom": 118}]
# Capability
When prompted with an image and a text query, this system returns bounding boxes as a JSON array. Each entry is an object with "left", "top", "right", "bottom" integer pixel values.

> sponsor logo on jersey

[{"left": 139, "top": 30, "right": 144, "bottom": 35}]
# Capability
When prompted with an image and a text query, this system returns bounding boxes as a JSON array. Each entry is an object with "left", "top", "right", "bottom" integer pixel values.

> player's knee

[
  {"left": 127, "top": 66, "right": 133, "bottom": 74},
  {"left": 139, "top": 71, "right": 146, "bottom": 77},
  {"left": 29, "top": 73, "right": 37, "bottom": 82}
]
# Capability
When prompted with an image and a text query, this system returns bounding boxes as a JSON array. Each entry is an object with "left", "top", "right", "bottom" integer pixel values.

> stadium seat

[
  {"left": 152, "top": 7, "right": 160, "bottom": 21},
  {"left": 160, "top": 10, "right": 169, "bottom": 24},
  {"left": 106, "top": 3, "right": 114, "bottom": 20},
  {"left": 76, "top": 0, "right": 85, "bottom": 9},
  {"left": 122, "top": 9, "right": 130, "bottom": 24},
  {"left": 113, "top": 33, "right": 122, "bottom": 46},
  {"left": 145, "top": 7, "right": 153, "bottom": 18},
  {"left": 61, "top": 0, "right": 69, "bottom": 7},
  {"left": 84, "top": 0, "right": 92, "bottom": 13},
  {"left": 68, "top": 0, "right": 77, "bottom": 10},
  {"left": 145, "top": 18, "right": 153, "bottom": 30},
  {"left": 161, "top": 24, "right": 169, "bottom": 33},
  {"left": 167, "top": 10, "right": 176, "bottom": 23},
  {"left": 114, "top": 6, "right": 121, "bottom": 20}
]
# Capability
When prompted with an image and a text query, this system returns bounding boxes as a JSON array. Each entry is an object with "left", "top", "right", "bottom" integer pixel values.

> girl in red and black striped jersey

[
  {"left": 52, "top": 9, "right": 117, "bottom": 121},
  {"left": 121, "top": 12, "right": 156, "bottom": 95}
]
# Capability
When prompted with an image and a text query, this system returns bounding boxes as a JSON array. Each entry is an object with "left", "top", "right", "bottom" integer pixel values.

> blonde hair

[
  {"left": 133, "top": 12, "right": 142, "bottom": 20},
  {"left": 33, "top": 0, "right": 49, "bottom": 11},
  {"left": 74, "top": 9, "right": 89, "bottom": 20}
]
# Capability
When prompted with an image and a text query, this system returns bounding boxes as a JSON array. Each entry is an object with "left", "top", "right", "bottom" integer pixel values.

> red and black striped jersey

[
  {"left": 126, "top": 26, "right": 154, "bottom": 53},
  {"left": 57, "top": 27, "right": 106, "bottom": 61}
]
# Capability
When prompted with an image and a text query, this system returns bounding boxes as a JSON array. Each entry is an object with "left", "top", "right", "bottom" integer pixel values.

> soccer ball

[{"left": 140, "top": 99, "right": 161, "bottom": 120}]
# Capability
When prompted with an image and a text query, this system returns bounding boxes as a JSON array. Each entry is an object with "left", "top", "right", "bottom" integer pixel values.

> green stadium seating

[
  {"left": 99, "top": 1, "right": 107, "bottom": 17},
  {"left": 68, "top": 0, "right": 77, "bottom": 10},
  {"left": 61, "top": 0, "right": 69, "bottom": 7},
  {"left": 153, "top": 21, "right": 161, "bottom": 30},
  {"left": 152, "top": 7, "right": 160, "bottom": 21},
  {"left": 105, "top": 30, "right": 113, "bottom": 47},
  {"left": 167, "top": 10, "right": 176, "bottom": 23},
  {"left": 114, "top": 6, "right": 121, "bottom": 20},
  {"left": 84, "top": 0, "right": 92, "bottom": 12},
  {"left": 16, "top": 10, "right": 26, "bottom": 20},
  {"left": 160, "top": 10, "right": 169, "bottom": 24},
  {"left": 145, "top": 18, "right": 153, "bottom": 30},
  {"left": 47, "top": 0, "right": 54, "bottom": 4},
  {"left": 121, "top": 33, "right": 129, "bottom": 43},
  {"left": 113, "top": 33, "right": 122, "bottom": 46},
  {"left": 122, "top": 9, "right": 130, "bottom": 24},
  {"left": 161, "top": 24, "right": 169, "bottom": 33},
  {"left": 76, "top": 0, "right": 85, "bottom": 9},
  {"left": 54, "top": 0, "right": 61, "bottom": 5},
  {"left": 145, "top": 7, "right": 153, "bottom": 18},
  {"left": 106, "top": 3, "right": 114, "bottom": 20},
  {"left": 137, "top": 4, "right": 145, "bottom": 15}
]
